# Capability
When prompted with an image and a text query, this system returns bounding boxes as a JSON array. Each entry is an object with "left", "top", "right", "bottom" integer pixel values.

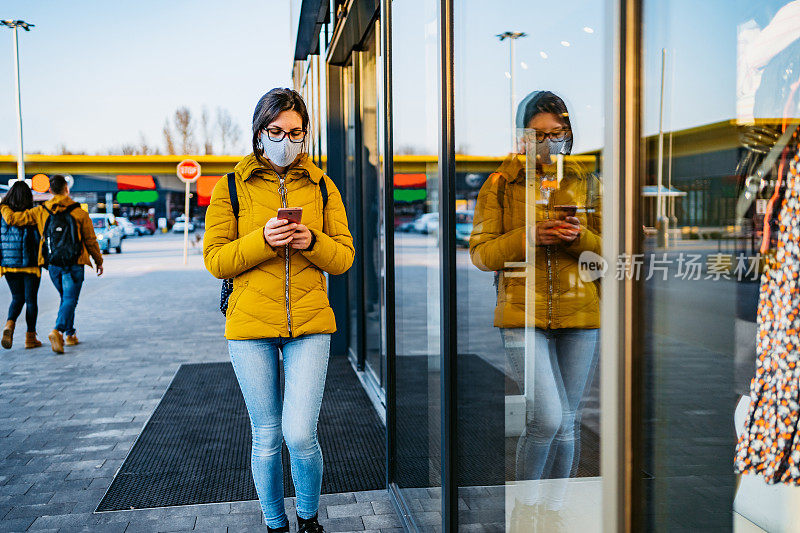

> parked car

[
  {"left": 115, "top": 216, "right": 138, "bottom": 238},
  {"left": 411, "top": 212, "right": 439, "bottom": 234},
  {"left": 454, "top": 210, "right": 474, "bottom": 247},
  {"left": 90, "top": 213, "right": 124, "bottom": 254},
  {"left": 171, "top": 216, "right": 195, "bottom": 233},
  {"left": 396, "top": 221, "right": 416, "bottom": 232},
  {"left": 132, "top": 218, "right": 156, "bottom": 235}
]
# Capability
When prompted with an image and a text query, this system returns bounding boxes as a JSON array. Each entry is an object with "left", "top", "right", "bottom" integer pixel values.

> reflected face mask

[
  {"left": 535, "top": 137, "right": 573, "bottom": 164},
  {"left": 260, "top": 133, "right": 304, "bottom": 167}
]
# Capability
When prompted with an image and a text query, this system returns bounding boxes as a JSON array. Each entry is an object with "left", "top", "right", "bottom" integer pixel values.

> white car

[
  {"left": 115, "top": 216, "right": 137, "bottom": 238},
  {"left": 411, "top": 212, "right": 439, "bottom": 234},
  {"left": 171, "top": 216, "right": 195, "bottom": 233},
  {"left": 90, "top": 214, "right": 124, "bottom": 254}
]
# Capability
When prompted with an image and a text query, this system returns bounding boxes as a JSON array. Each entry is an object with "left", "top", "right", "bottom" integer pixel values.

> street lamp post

[
  {"left": 497, "top": 31, "right": 527, "bottom": 151},
  {"left": 1, "top": 20, "right": 34, "bottom": 184}
]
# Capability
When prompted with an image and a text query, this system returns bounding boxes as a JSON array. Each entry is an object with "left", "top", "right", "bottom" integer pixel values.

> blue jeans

[
  {"left": 503, "top": 327, "right": 599, "bottom": 506},
  {"left": 228, "top": 334, "right": 331, "bottom": 528},
  {"left": 48, "top": 265, "right": 84, "bottom": 336}
]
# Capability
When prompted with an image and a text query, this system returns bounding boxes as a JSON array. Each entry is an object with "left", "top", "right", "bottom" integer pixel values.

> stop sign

[{"left": 177, "top": 159, "right": 201, "bottom": 183}]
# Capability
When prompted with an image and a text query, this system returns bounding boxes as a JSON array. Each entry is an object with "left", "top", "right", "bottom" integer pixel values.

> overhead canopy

[{"left": 294, "top": 0, "right": 329, "bottom": 60}]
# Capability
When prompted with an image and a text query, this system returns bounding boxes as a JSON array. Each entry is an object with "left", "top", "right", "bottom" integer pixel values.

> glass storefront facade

[{"left": 292, "top": 0, "right": 800, "bottom": 530}]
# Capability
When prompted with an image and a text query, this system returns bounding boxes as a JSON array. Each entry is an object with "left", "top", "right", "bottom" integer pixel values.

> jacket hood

[
  {"left": 235, "top": 153, "right": 323, "bottom": 184},
  {"left": 515, "top": 90, "right": 574, "bottom": 155},
  {"left": 44, "top": 194, "right": 76, "bottom": 212}
]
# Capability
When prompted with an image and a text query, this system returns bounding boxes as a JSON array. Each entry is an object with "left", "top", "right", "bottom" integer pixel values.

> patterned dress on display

[{"left": 735, "top": 151, "right": 800, "bottom": 484}]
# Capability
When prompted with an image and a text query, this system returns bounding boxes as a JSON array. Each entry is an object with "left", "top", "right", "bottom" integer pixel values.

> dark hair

[
  {"left": 516, "top": 90, "right": 572, "bottom": 132},
  {"left": 251, "top": 88, "right": 310, "bottom": 166},
  {"left": 1, "top": 181, "right": 34, "bottom": 212},
  {"left": 49, "top": 174, "right": 68, "bottom": 195}
]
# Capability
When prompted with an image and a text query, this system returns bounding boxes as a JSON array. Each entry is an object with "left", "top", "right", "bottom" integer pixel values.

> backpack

[
  {"left": 42, "top": 203, "right": 82, "bottom": 267},
  {"left": 219, "top": 172, "right": 329, "bottom": 315}
]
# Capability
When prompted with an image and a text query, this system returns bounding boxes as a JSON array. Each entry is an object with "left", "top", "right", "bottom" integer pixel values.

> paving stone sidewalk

[{"left": 0, "top": 236, "right": 409, "bottom": 533}]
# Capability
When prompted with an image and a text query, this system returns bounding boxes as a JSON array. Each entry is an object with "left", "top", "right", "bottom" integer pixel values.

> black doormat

[{"left": 97, "top": 357, "right": 384, "bottom": 511}]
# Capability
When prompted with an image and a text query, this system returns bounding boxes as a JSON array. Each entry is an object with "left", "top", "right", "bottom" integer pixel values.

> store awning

[
  {"left": 394, "top": 173, "right": 427, "bottom": 189},
  {"left": 117, "top": 175, "right": 155, "bottom": 190},
  {"left": 197, "top": 175, "right": 222, "bottom": 207},
  {"left": 294, "top": 0, "right": 330, "bottom": 60}
]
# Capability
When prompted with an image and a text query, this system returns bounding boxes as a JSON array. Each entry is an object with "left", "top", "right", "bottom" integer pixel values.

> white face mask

[{"left": 260, "top": 132, "right": 304, "bottom": 167}]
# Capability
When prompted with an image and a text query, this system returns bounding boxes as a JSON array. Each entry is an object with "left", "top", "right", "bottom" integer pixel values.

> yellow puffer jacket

[
  {"left": 470, "top": 154, "right": 601, "bottom": 330},
  {"left": 204, "top": 153, "right": 355, "bottom": 340}
]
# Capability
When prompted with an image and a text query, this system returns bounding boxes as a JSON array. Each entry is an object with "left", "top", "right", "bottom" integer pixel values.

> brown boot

[
  {"left": 48, "top": 330, "right": 64, "bottom": 354},
  {"left": 2, "top": 320, "right": 14, "bottom": 349},
  {"left": 25, "top": 332, "right": 42, "bottom": 349},
  {"left": 65, "top": 334, "right": 79, "bottom": 346}
]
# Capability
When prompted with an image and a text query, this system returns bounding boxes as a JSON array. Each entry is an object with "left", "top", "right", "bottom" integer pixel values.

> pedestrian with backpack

[
  {"left": 0, "top": 181, "right": 44, "bottom": 350},
  {"left": 0, "top": 174, "right": 104, "bottom": 354},
  {"left": 204, "top": 88, "right": 354, "bottom": 533}
]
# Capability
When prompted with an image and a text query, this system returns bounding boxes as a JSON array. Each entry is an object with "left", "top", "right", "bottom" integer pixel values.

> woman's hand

[
  {"left": 290, "top": 224, "right": 313, "bottom": 250},
  {"left": 536, "top": 220, "right": 564, "bottom": 245},
  {"left": 557, "top": 216, "right": 581, "bottom": 243},
  {"left": 264, "top": 217, "right": 297, "bottom": 248}
]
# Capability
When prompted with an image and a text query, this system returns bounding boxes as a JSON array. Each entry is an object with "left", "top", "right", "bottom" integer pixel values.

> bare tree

[
  {"left": 163, "top": 119, "right": 176, "bottom": 155},
  {"left": 120, "top": 144, "right": 137, "bottom": 155},
  {"left": 174, "top": 107, "right": 197, "bottom": 154},
  {"left": 216, "top": 107, "right": 242, "bottom": 154},
  {"left": 137, "top": 132, "right": 159, "bottom": 155},
  {"left": 56, "top": 144, "right": 87, "bottom": 155},
  {"left": 201, "top": 107, "right": 214, "bottom": 155},
  {"left": 395, "top": 144, "right": 423, "bottom": 155}
]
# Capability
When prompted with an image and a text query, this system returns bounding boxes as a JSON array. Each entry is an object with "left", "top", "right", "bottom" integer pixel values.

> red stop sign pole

[{"left": 177, "top": 159, "right": 201, "bottom": 264}]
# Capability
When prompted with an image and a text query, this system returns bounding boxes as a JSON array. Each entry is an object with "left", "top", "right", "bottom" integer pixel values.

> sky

[
  {"left": 0, "top": 0, "right": 791, "bottom": 158},
  {"left": 391, "top": 0, "right": 762, "bottom": 157},
  {"left": 0, "top": 0, "right": 292, "bottom": 155}
]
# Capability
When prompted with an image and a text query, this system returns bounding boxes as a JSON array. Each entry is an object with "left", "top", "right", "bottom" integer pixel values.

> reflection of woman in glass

[{"left": 469, "top": 91, "right": 601, "bottom": 529}]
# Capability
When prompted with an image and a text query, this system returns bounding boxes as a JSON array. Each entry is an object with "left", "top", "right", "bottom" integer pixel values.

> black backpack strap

[
  {"left": 227, "top": 172, "right": 239, "bottom": 218},
  {"left": 319, "top": 175, "right": 328, "bottom": 209},
  {"left": 64, "top": 203, "right": 80, "bottom": 214}
]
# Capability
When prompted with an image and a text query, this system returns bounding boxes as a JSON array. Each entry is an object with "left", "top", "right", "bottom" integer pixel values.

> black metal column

[{"left": 437, "top": 0, "right": 457, "bottom": 530}]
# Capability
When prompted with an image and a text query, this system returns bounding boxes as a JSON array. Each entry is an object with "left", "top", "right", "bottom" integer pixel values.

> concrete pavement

[{"left": 0, "top": 234, "right": 403, "bottom": 533}]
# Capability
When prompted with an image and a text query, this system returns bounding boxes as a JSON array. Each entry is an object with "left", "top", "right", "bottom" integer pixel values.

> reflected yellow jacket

[
  {"left": 203, "top": 153, "right": 355, "bottom": 340},
  {"left": 469, "top": 154, "right": 601, "bottom": 329}
]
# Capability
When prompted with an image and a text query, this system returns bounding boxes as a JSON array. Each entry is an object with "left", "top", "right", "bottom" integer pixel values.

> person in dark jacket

[{"left": 0, "top": 181, "right": 43, "bottom": 350}]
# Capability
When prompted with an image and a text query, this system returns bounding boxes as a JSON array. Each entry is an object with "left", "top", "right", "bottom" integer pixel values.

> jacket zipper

[
  {"left": 545, "top": 205, "right": 554, "bottom": 328},
  {"left": 279, "top": 175, "right": 293, "bottom": 336}
]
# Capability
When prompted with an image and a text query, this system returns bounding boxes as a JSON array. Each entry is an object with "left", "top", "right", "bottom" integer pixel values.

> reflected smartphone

[
  {"left": 554, "top": 205, "right": 578, "bottom": 219},
  {"left": 276, "top": 207, "right": 303, "bottom": 224}
]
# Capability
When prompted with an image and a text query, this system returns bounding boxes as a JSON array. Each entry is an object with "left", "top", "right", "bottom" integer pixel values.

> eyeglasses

[
  {"left": 535, "top": 129, "right": 571, "bottom": 142},
  {"left": 264, "top": 127, "right": 306, "bottom": 143}
]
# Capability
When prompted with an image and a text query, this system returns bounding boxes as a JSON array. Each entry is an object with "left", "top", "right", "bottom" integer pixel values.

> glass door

[
  {"left": 638, "top": 1, "right": 800, "bottom": 530},
  {"left": 343, "top": 59, "right": 364, "bottom": 369},
  {"left": 390, "top": 0, "right": 442, "bottom": 528},
  {"left": 453, "top": 1, "right": 606, "bottom": 530},
  {"left": 360, "top": 22, "right": 388, "bottom": 393}
]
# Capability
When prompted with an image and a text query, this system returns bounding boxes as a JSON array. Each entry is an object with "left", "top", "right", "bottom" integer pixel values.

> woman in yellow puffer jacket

[
  {"left": 203, "top": 88, "right": 353, "bottom": 533},
  {"left": 470, "top": 91, "right": 600, "bottom": 525}
]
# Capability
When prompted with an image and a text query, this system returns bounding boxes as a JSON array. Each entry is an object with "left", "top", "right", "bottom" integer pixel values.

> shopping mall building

[{"left": 289, "top": 0, "right": 800, "bottom": 531}]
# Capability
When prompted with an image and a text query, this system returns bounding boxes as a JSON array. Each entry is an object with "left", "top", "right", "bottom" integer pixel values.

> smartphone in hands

[{"left": 276, "top": 207, "right": 303, "bottom": 224}]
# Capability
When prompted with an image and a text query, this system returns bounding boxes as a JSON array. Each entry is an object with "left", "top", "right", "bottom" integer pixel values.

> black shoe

[
  {"left": 297, "top": 512, "right": 324, "bottom": 533},
  {"left": 267, "top": 524, "right": 289, "bottom": 533}
]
